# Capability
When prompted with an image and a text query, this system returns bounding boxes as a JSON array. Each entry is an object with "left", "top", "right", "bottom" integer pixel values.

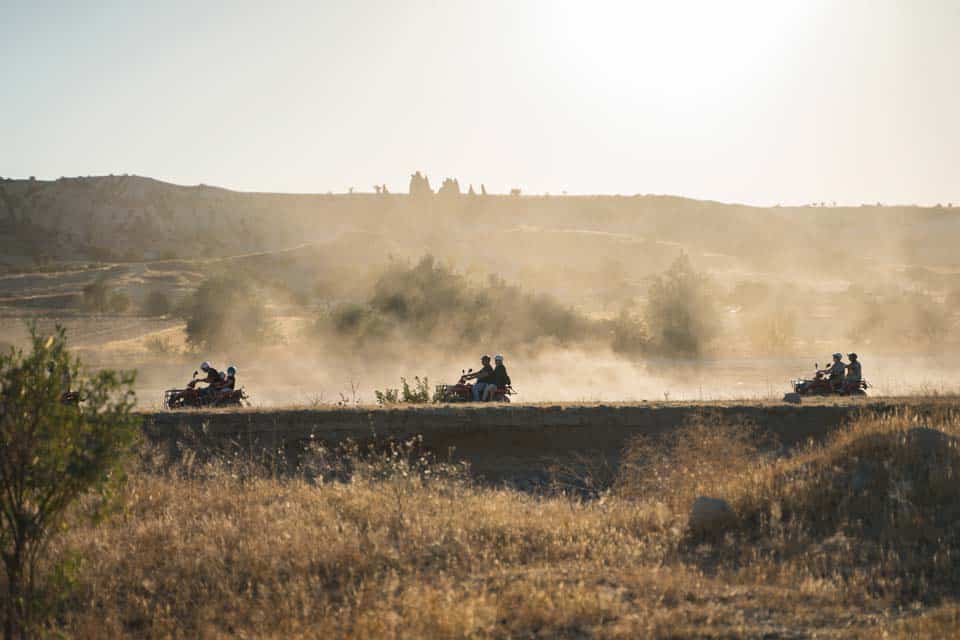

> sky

[{"left": 2, "top": 0, "right": 958, "bottom": 205}]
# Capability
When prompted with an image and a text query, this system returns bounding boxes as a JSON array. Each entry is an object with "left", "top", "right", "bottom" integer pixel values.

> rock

[
  {"left": 782, "top": 392, "right": 802, "bottom": 404},
  {"left": 689, "top": 496, "right": 737, "bottom": 537}
]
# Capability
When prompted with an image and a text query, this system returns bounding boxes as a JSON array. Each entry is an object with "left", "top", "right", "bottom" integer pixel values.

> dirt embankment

[{"left": 141, "top": 398, "right": 958, "bottom": 485}]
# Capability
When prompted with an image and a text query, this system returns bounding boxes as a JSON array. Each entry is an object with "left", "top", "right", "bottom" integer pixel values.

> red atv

[
  {"left": 163, "top": 371, "right": 248, "bottom": 409},
  {"left": 435, "top": 369, "right": 515, "bottom": 403},
  {"left": 789, "top": 364, "right": 868, "bottom": 398}
]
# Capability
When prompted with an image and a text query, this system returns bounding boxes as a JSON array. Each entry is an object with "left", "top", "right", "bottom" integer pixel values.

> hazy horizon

[
  {"left": 4, "top": 171, "right": 959, "bottom": 209},
  {"left": 3, "top": 0, "right": 959, "bottom": 206}
]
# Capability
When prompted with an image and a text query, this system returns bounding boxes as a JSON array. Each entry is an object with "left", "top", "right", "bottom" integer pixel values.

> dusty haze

[{"left": 1, "top": 175, "right": 959, "bottom": 406}]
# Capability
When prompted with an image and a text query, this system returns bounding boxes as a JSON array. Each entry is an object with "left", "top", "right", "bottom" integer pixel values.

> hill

[{"left": 2, "top": 175, "right": 959, "bottom": 279}]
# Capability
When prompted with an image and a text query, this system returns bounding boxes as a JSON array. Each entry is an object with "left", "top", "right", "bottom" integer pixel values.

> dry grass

[{"left": 13, "top": 409, "right": 960, "bottom": 638}]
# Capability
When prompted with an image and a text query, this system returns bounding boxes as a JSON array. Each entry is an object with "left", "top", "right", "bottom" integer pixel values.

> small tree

[
  {"left": 0, "top": 326, "right": 137, "bottom": 638},
  {"left": 81, "top": 279, "right": 109, "bottom": 312},
  {"left": 645, "top": 254, "right": 720, "bottom": 356},
  {"left": 142, "top": 290, "right": 171, "bottom": 317},
  {"left": 182, "top": 276, "right": 272, "bottom": 350},
  {"left": 107, "top": 291, "right": 130, "bottom": 313}
]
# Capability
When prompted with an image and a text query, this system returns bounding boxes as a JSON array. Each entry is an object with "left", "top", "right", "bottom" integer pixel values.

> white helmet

[
  {"left": 494, "top": 354, "right": 504, "bottom": 362},
  {"left": 201, "top": 361, "right": 211, "bottom": 370}
]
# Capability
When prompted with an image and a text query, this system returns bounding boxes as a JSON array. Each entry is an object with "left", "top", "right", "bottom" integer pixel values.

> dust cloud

[{"left": 2, "top": 175, "right": 960, "bottom": 407}]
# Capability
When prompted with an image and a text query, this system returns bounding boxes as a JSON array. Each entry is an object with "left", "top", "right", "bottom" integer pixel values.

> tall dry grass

[{"left": 9, "top": 409, "right": 960, "bottom": 638}]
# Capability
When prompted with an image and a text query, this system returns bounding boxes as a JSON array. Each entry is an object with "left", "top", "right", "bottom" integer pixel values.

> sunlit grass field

[{"left": 16, "top": 408, "right": 954, "bottom": 638}]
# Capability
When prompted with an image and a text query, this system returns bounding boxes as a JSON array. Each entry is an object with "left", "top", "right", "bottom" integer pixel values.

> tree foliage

[
  {"left": 645, "top": 254, "right": 719, "bottom": 356},
  {"left": 0, "top": 326, "right": 137, "bottom": 638},
  {"left": 326, "top": 255, "right": 591, "bottom": 349},
  {"left": 142, "top": 290, "right": 172, "bottom": 317},
  {"left": 182, "top": 276, "right": 272, "bottom": 350}
]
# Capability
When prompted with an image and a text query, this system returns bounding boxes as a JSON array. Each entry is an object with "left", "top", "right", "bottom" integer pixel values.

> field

[{"left": 35, "top": 407, "right": 960, "bottom": 638}]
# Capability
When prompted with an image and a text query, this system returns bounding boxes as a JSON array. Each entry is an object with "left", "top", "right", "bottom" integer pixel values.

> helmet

[
  {"left": 848, "top": 352, "right": 858, "bottom": 359},
  {"left": 494, "top": 354, "right": 503, "bottom": 362},
  {"left": 832, "top": 353, "right": 842, "bottom": 360},
  {"left": 227, "top": 366, "right": 236, "bottom": 375},
  {"left": 201, "top": 361, "right": 211, "bottom": 370},
  {"left": 481, "top": 354, "right": 491, "bottom": 362}
]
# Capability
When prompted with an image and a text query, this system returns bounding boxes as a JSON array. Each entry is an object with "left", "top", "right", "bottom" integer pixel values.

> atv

[
  {"left": 435, "top": 369, "right": 515, "bottom": 403},
  {"left": 786, "top": 363, "right": 868, "bottom": 401},
  {"left": 163, "top": 371, "right": 248, "bottom": 409}
]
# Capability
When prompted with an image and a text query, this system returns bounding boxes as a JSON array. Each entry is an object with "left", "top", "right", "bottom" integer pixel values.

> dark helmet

[
  {"left": 848, "top": 352, "right": 858, "bottom": 360},
  {"left": 481, "top": 354, "right": 491, "bottom": 362}
]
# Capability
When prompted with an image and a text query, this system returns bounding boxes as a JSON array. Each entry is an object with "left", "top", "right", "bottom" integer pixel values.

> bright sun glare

[{"left": 550, "top": 1, "right": 811, "bottom": 100}]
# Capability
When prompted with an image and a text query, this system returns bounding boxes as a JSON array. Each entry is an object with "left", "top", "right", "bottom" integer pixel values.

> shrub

[
  {"left": 644, "top": 253, "right": 720, "bottom": 356},
  {"left": 374, "top": 377, "right": 431, "bottom": 405},
  {"left": 181, "top": 276, "right": 272, "bottom": 350},
  {"left": 322, "top": 255, "right": 594, "bottom": 350},
  {"left": 107, "top": 291, "right": 130, "bottom": 313},
  {"left": 401, "top": 376, "right": 431, "bottom": 403},
  {"left": 610, "top": 309, "right": 648, "bottom": 355},
  {"left": 81, "top": 278, "right": 109, "bottom": 312},
  {"left": 144, "top": 335, "right": 178, "bottom": 355},
  {"left": 374, "top": 387, "right": 400, "bottom": 405},
  {"left": 142, "top": 290, "right": 172, "bottom": 317},
  {"left": 0, "top": 325, "right": 137, "bottom": 637}
]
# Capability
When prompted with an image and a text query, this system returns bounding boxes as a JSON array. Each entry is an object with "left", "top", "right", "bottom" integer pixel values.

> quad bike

[
  {"left": 435, "top": 369, "right": 515, "bottom": 403},
  {"left": 163, "top": 371, "right": 248, "bottom": 409},
  {"left": 785, "top": 363, "right": 868, "bottom": 401}
]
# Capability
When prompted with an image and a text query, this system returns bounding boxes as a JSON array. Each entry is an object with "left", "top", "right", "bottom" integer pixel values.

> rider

[
  {"left": 819, "top": 353, "right": 845, "bottom": 391},
  {"left": 198, "top": 361, "right": 222, "bottom": 399},
  {"left": 463, "top": 355, "right": 495, "bottom": 401},
  {"left": 845, "top": 353, "right": 862, "bottom": 389},
  {"left": 484, "top": 354, "right": 511, "bottom": 401}
]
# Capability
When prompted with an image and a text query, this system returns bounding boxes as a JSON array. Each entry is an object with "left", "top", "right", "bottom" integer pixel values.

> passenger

[
  {"left": 845, "top": 353, "right": 862, "bottom": 388},
  {"left": 484, "top": 354, "right": 511, "bottom": 401},
  {"left": 463, "top": 355, "right": 495, "bottom": 401},
  {"left": 222, "top": 365, "right": 237, "bottom": 391},
  {"left": 820, "top": 353, "right": 845, "bottom": 391}
]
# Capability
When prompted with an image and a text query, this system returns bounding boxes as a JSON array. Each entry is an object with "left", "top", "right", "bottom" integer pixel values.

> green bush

[
  {"left": 108, "top": 291, "right": 130, "bottom": 313},
  {"left": 374, "top": 377, "right": 431, "bottom": 405},
  {"left": 374, "top": 387, "right": 400, "bottom": 405},
  {"left": 401, "top": 376, "right": 431, "bottom": 403},
  {"left": 610, "top": 309, "right": 648, "bottom": 355},
  {"left": 322, "top": 255, "right": 591, "bottom": 350},
  {"left": 0, "top": 325, "right": 137, "bottom": 636},
  {"left": 81, "top": 278, "right": 109, "bottom": 312},
  {"left": 181, "top": 276, "right": 273, "bottom": 351},
  {"left": 644, "top": 254, "right": 720, "bottom": 356},
  {"left": 142, "top": 290, "right": 172, "bottom": 317}
]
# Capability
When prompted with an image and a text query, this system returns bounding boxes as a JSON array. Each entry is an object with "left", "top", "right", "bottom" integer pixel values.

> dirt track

[{"left": 142, "top": 398, "right": 958, "bottom": 486}]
